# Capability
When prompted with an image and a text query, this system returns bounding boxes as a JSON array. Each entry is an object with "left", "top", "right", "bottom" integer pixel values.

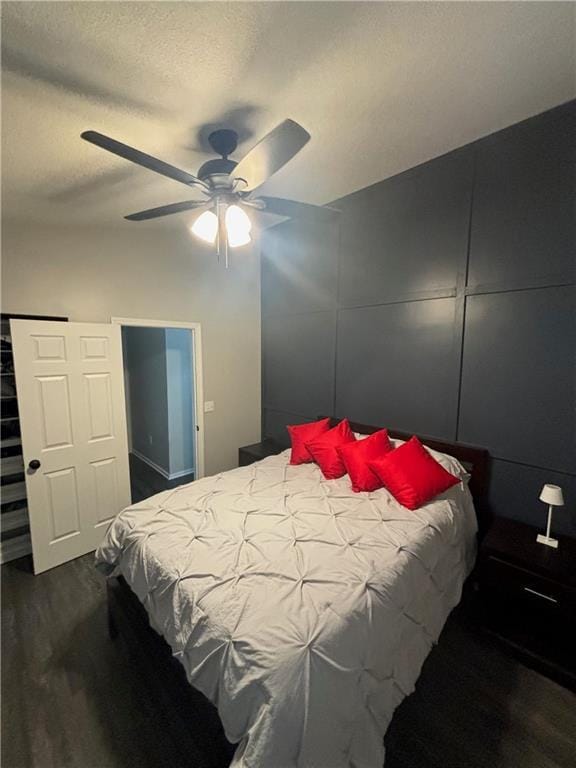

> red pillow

[
  {"left": 337, "top": 429, "right": 393, "bottom": 492},
  {"left": 369, "top": 436, "right": 459, "bottom": 510},
  {"left": 305, "top": 419, "right": 356, "bottom": 479},
  {"left": 287, "top": 417, "right": 331, "bottom": 465}
]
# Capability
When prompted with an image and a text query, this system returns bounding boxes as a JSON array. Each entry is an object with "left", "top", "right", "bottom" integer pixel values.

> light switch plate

[{"left": 204, "top": 401, "right": 215, "bottom": 413}]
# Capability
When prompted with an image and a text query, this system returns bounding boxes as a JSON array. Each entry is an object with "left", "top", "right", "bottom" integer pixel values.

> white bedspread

[{"left": 96, "top": 449, "right": 477, "bottom": 768}]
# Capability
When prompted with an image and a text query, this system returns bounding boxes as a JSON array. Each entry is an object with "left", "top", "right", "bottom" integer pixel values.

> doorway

[{"left": 113, "top": 318, "right": 204, "bottom": 504}]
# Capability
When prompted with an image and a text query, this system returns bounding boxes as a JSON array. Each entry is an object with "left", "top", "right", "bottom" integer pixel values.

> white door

[{"left": 11, "top": 320, "right": 131, "bottom": 574}]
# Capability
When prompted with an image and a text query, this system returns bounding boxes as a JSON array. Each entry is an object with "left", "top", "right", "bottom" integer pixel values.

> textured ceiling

[{"left": 2, "top": 1, "right": 575, "bottom": 228}]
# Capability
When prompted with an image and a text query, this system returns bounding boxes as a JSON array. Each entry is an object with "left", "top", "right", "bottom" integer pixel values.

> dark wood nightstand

[
  {"left": 476, "top": 517, "right": 576, "bottom": 690},
  {"left": 238, "top": 439, "right": 284, "bottom": 467}
]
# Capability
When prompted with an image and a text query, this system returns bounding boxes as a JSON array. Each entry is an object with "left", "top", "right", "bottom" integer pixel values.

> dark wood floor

[
  {"left": 129, "top": 452, "right": 194, "bottom": 504},
  {"left": 3, "top": 553, "right": 576, "bottom": 768}
]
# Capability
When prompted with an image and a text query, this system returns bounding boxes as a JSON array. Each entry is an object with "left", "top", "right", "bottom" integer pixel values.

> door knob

[{"left": 28, "top": 459, "right": 41, "bottom": 471}]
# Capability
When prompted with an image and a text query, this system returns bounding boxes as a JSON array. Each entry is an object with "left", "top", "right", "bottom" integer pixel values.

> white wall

[{"left": 1, "top": 223, "right": 261, "bottom": 475}]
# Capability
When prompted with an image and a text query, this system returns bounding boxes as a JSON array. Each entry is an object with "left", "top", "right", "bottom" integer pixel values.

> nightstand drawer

[{"left": 479, "top": 555, "right": 576, "bottom": 612}]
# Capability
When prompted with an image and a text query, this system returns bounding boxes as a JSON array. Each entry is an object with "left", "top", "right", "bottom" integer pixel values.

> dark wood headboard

[{"left": 325, "top": 417, "right": 491, "bottom": 530}]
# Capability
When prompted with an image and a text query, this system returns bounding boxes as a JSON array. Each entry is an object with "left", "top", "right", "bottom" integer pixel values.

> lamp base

[{"left": 536, "top": 533, "right": 558, "bottom": 549}]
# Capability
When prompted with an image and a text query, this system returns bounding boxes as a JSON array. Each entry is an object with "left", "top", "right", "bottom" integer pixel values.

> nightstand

[
  {"left": 238, "top": 439, "right": 284, "bottom": 467},
  {"left": 476, "top": 517, "right": 576, "bottom": 690}
]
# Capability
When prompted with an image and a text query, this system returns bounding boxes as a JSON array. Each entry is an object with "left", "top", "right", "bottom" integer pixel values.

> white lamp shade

[
  {"left": 225, "top": 204, "right": 252, "bottom": 248},
  {"left": 539, "top": 484, "right": 564, "bottom": 506},
  {"left": 191, "top": 210, "right": 218, "bottom": 244}
]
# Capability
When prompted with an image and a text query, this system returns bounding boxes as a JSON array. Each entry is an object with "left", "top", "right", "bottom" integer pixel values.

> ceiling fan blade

[
  {"left": 232, "top": 120, "right": 310, "bottom": 192},
  {"left": 124, "top": 200, "right": 210, "bottom": 222},
  {"left": 259, "top": 196, "right": 339, "bottom": 221},
  {"left": 81, "top": 131, "right": 208, "bottom": 190}
]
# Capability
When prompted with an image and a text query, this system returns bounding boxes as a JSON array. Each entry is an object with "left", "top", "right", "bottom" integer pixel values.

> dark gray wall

[
  {"left": 261, "top": 101, "right": 576, "bottom": 536},
  {"left": 123, "top": 327, "right": 196, "bottom": 477},
  {"left": 122, "top": 326, "right": 170, "bottom": 473},
  {"left": 165, "top": 328, "right": 195, "bottom": 476}
]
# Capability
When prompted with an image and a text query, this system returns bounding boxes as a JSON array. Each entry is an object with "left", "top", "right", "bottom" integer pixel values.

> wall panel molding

[
  {"left": 336, "top": 148, "right": 474, "bottom": 309},
  {"left": 464, "top": 278, "right": 575, "bottom": 297},
  {"left": 335, "top": 298, "right": 461, "bottom": 440},
  {"left": 262, "top": 310, "right": 336, "bottom": 419},
  {"left": 261, "top": 101, "right": 576, "bottom": 536},
  {"left": 458, "top": 286, "right": 575, "bottom": 474},
  {"left": 261, "top": 214, "right": 339, "bottom": 318},
  {"left": 468, "top": 100, "right": 575, "bottom": 290}
]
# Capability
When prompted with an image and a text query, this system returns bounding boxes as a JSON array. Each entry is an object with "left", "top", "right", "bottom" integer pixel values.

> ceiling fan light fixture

[
  {"left": 191, "top": 209, "right": 218, "bottom": 244},
  {"left": 225, "top": 204, "right": 252, "bottom": 248},
  {"left": 228, "top": 229, "right": 251, "bottom": 248},
  {"left": 81, "top": 120, "right": 322, "bottom": 262}
]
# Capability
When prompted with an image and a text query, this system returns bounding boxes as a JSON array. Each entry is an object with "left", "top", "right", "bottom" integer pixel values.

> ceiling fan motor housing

[
  {"left": 207, "top": 128, "right": 238, "bottom": 157},
  {"left": 197, "top": 157, "right": 238, "bottom": 182},
  {"left": 197, "top": 128, "right": 240, "bottom": 184}
]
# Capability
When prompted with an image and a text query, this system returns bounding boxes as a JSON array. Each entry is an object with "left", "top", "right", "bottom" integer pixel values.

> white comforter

[{"left": 96, "top": 449, "right": 477, "bottom": 768}]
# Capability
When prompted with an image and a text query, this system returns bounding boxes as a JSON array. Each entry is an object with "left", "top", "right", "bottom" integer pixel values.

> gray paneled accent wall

[
  {"left": 261, "top": 101, "right": 576, "bottom": 536},
  {"left": 336, "top": 299, "right": 461, "bottom": 438}
]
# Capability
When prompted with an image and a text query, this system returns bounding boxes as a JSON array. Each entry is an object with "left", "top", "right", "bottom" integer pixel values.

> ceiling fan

[{"left": 81, "top": 120, "right": 336, "bottom": 266}]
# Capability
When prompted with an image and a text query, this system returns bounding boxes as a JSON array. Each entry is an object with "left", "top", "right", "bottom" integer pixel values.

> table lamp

[{"left": 537, "top": 484, "right": 564, "bottom": 549}]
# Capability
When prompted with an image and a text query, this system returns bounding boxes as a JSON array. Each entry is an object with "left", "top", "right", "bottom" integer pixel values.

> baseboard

[
  {"left": 131, "top": 449, "right": 171, "bottom": 479},
  {"left": 130, "top": 450, "right": 194, "bottom": 481},
  {"left": 0, "top": 532, "right": 32, "bottom": 564},
  {"left": 168, "top": 467, "right": 195, "bottom": 480}
]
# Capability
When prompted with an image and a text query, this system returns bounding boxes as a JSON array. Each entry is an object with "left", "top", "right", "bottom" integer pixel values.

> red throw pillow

[
  {"left": 287, "top": 417, "right": 331, "bottom": 465},
  {"left": 369, "top": 436, "right": 459, "bottom": 510},
  {"left": 337, "top": 429, "right": 393, "bottom": 492},
  {"left": 305, "top": 419, "right": 356, "bottom": 479}
]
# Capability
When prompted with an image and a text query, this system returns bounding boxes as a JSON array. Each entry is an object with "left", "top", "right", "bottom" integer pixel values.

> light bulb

[
  {"left": 190, "top": 210, "right": 218, "bottom": 244},
  {"left": 225, "top": 204, "right": 252, "bottom": 248}
]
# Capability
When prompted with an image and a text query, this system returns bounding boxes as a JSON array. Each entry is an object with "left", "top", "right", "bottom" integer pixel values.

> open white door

[{"left": 11, "top": 320, "right": 131, "bottom": 574}]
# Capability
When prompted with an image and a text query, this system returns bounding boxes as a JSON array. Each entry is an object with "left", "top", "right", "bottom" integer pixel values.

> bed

[{"left": 96, "top": 420, "right": 489, "bottom": 768}]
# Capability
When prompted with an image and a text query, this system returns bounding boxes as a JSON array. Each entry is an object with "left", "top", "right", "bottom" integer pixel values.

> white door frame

[{"left": 111, "top": 317, "right": 205, "bottom": 480}]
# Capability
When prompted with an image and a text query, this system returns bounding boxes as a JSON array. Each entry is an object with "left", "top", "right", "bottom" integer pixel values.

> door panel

[
  {"left": 11, "top": 320, "right": 131, "bottom": 574},
  {"left": 31, "top": 333, "right": 67, "bottom": 361},
  {"left": 90, "top": 457, "right": 119, "bottom": 527},
  {"left": 84, "top": 373, "right": 114, "bottom": 441},
  {"left": 80, "top": 335, "right": 109, "bottom": 360},
  {"left": 45, "top": 467, "right": 81, "bottom": 541},
  {"left": 37, "top": 376, "right": 74, "bottom": 449}
]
